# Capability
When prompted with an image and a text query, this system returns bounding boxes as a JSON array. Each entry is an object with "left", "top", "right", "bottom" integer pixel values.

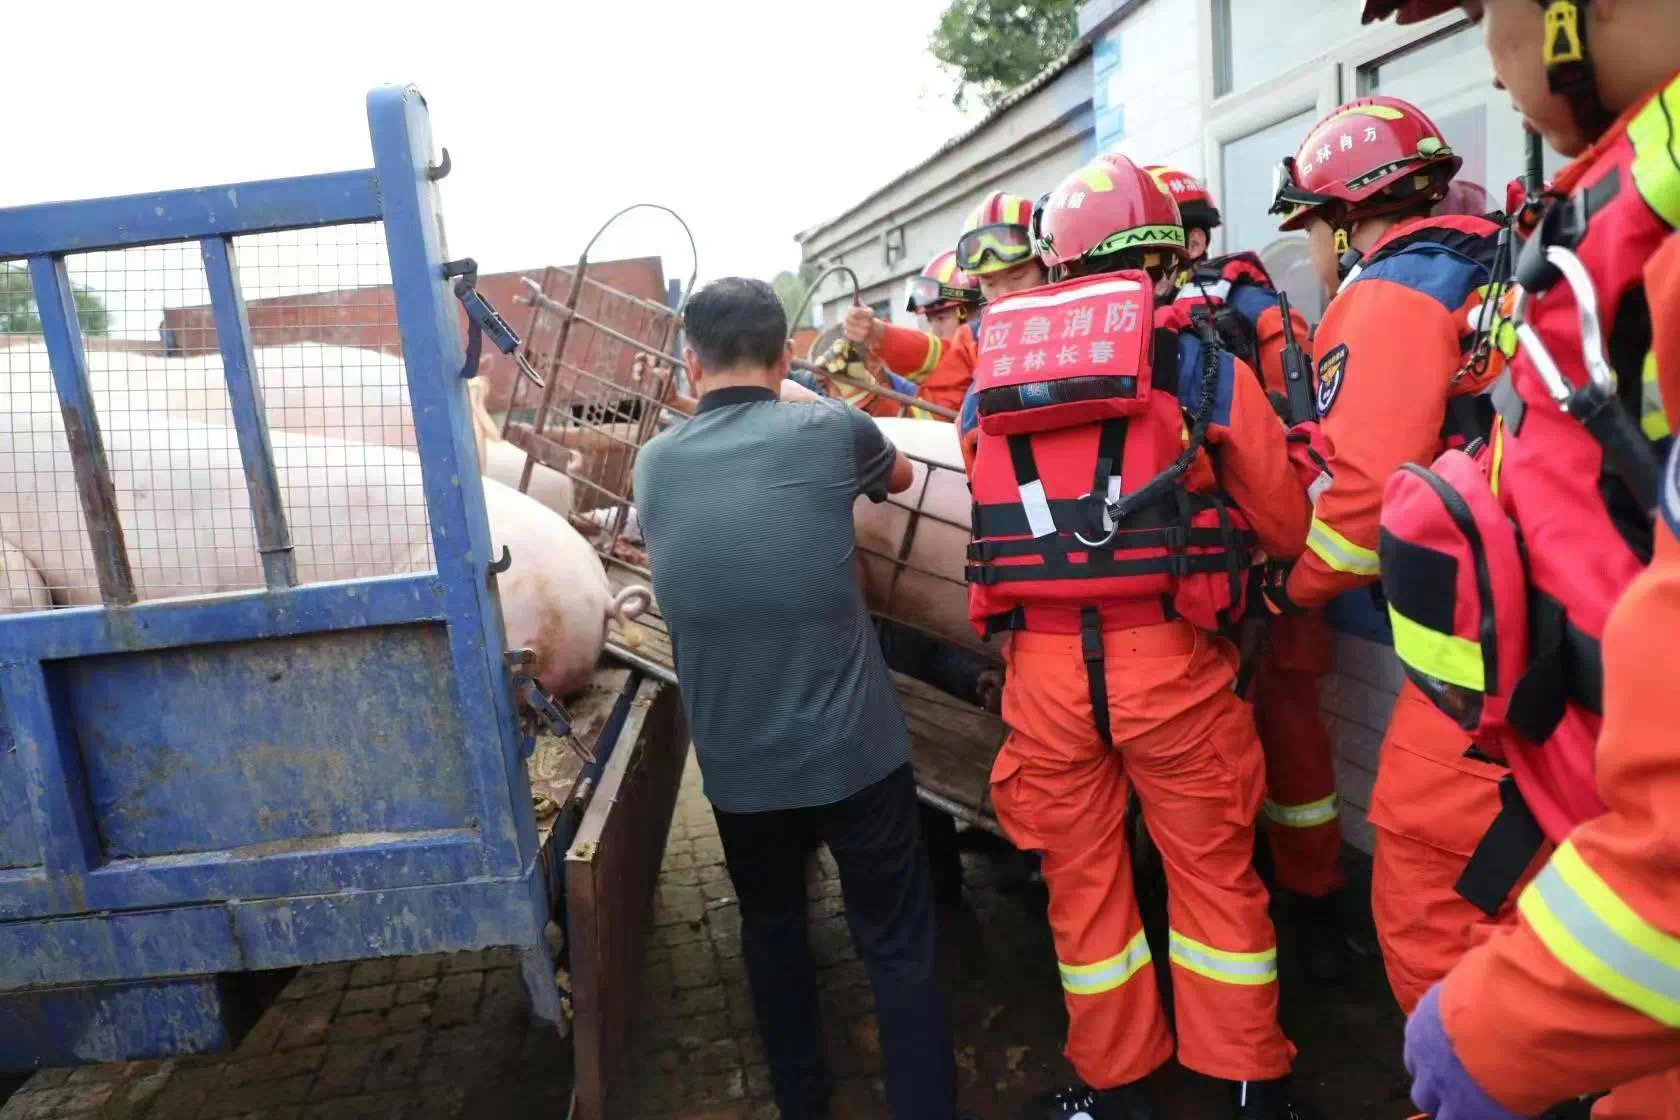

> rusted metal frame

[
  {"left": 885, "top": 462, "right": 937, "bottom": 606},
  {"left": 855, "top": 542, "right": 965, "bottom": 590},
  {"left": 601, "top": 640, "right": 676, "bottom": 686},
  {"left": 200, "top": 236, "right": 298, "bottom": 591},
  {"left": 601, "top": 552, "right": 654, "bottom": 582},
  {"left": 517, "top": 251, "right": 592, "bottom": 492},
  {"left": 545, "top": 358, "right": 673, "bottom": 426},
  {"left": 503, "top": 265, "right": 558, "bottom": 438},
  {"left": 574, "top": 270, "right": 680, "bottom": 318},
  {"left": 520, "top": 280, "right": 687, "bottom": 373},
  {"left": 27, "top": 255, "right": 136, "bottom": 606}
]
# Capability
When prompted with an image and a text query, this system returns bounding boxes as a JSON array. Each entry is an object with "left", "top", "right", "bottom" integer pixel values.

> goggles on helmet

[
  {"left": 1267, "top": 157, "right": 1337, "bottom": 219},
  {"left": 954, "top": 222, "right": 1035, "bottom": 273},
  {"left": 906, "top": 276, "right": 978, "bottom": 314}
]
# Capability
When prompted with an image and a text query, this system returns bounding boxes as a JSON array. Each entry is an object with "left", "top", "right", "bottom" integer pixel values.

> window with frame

[
  {"left": 1219, "top": 106, "right": 1328, "bottom": 322},
  {"left": 1214, "top": 0, "right": 1363, "bottom": 97},
  {"left": 1356, "top": 23, "right": 1566, "bottom": 203}
]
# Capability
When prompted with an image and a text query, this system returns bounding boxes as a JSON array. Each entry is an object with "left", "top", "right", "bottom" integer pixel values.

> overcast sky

[{"left": 5, "top": 0, "right": 982, "bottom": 295}]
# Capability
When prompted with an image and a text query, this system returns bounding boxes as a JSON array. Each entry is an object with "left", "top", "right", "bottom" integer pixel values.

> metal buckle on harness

[
  {"left": 444, "top": 257, "right": 546, "bottom": 389},
  {"left": 1163, "top": 522, "right": 1190, "bottom": 580},
  {"left": 504, "top": 648, "right": 594, "bottom": 764},
  {"left": 1511, "top": 244, "right": 1614, "bottom": 407}
]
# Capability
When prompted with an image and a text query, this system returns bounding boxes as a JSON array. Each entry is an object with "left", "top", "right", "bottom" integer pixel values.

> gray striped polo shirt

[{"left": 634, "top": 385, "right": 910, "bottom": 814}]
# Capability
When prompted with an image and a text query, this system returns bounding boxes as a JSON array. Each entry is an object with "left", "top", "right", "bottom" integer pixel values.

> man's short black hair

[{"left": 683, "top": 277, "right": 788, "bottom": 371}]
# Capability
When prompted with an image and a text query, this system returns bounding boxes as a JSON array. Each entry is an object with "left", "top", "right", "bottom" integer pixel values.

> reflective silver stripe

[
  {"left": 1306, "top": 518, "right": 1380, "bottom": 576},
  {"left": 1262, "top": 794, "right": 1339, "bottom": 829},
  {"left": 1019, "top": 479, "right": 1057, "bottom": 539},
  {"left": 1522, "top": 847, "right": 1680, "bottom": 1026},
  {"left": 1099, "top": 472, "right": 1121, "bottom": 533},
  {"left": 1167, "top": 930, "right": 1278, "bottom": 986},
  {"left": 1306, "top": 470, "right": 1333, "bottom": 505},
  {"left": 1058, "top": 930, "right": 1153, "bottom": 996}
]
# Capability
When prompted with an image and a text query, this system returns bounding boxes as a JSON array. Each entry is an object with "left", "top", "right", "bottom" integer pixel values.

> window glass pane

[
  {"left": 1218, "top": 0, "right": 1363, "bottom": 95},
  {"left": 1220, "top": 106, "right": 1328, "bottom": 323},
  {"left": 1359, "top": 24, "right": 1566, "bottom": 203}
]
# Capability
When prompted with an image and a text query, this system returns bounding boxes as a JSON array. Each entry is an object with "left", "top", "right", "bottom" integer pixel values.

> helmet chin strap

[
  {"left": 1334, "top": 226, "right": 1364, "bottom": 283},
  {"left": 1543, "top": 0, "right": 1614, "bottom": 139}
]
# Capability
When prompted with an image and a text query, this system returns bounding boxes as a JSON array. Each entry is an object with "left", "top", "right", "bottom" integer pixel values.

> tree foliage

[
  {"left": 772, "top": 262, "right": 825, "bottom": 329},
  {"left": 930, "top": 0, "right": 1081, "bottom": 110},
  {"left": 0, "top": 263, "right": 111, "bottom": 336}
]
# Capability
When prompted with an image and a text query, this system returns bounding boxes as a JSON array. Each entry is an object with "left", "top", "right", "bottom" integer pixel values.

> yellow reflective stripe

[
  {"left": 1489, "top": 420, "right": 1506, "bottom": 497},
  {"left": 1519, "top": 840, "right": 1680, "bottom": 1027},
  {"left": 1629, "top": 75, "right": 1680, "bottom": 229},
  {"left": 909, "top": 336, "right": 942, "bottom": 380},
  {"left": 1059, "top": 930, "right": 1152, "bottom": 996},
  {"left": 1262, "top": 794, "right": 1339, "bottom": 830},
  {"left": 1388, "top": 606, "right": 1485, "bottom": 691},
  {"left": 1642, "top": 350, "right": 1670, "bottom": 440},
  {"left": 1167, "top": 931, "right": 1277, "bottom": 987},
  {"left": 1306, "top": 517, "right": 1380, "bottom": 575}
]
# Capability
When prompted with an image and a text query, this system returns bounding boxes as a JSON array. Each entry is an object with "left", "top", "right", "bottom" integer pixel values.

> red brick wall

[{"left": 159, "top": 257, "right": 670, "bottom": 413}]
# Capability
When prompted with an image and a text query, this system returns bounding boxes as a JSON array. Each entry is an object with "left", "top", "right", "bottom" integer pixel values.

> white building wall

[{"left": 1091, "top": 0, "right": 1206, "bottom": 175}]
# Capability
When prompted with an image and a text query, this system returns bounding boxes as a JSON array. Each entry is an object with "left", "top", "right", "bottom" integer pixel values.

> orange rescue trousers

[
  {"left": 989, "top": 622, "right": 1295, "bottom": 1088},
  {"left": 1368, "top": 683, "right": 1550, "bottom": 1013},
  {"left": 1251, "top": 611, "right": 1344, "bottom": 899}
]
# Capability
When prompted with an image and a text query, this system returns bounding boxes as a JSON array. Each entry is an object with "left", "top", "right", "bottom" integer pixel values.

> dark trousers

[{"left": 713, "top": 764, "right": 958, "bottom": 1120}]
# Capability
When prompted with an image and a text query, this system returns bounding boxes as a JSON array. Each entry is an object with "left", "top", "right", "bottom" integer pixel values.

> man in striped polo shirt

[{"left": 634, "top": 277, "right": 960, "bottom": 1120}]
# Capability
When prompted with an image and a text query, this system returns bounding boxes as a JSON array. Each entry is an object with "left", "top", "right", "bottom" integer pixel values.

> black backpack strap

[
  {"left": 1454, "top": 774, "right": 1546, "bottom": 917},
  {"left": 1081, "top": 606, "right": 1113, "bottom": 750},
  {"left": 1086, "top": 419, "right": 1129, "bottom": 536}
]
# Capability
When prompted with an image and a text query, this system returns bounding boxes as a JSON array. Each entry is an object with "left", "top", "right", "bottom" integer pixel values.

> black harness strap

[
  {"left": 1454, "top": 775, "right": 1546, "bottom": 917},
  {"left": 965, "top": 549, "right": 1246, "bottom": 586},
  {"left": 967, "top": 526, "right": 1241, "bottom": 562},
  {"left": 1088, "top": 419, "right": 1129, "bottom": 536},
  {"left": 1506, "top": 591, "right": 1605, "bottom": 745},
  {"left": 1082, "top": 606, "right": 1113, "bottom": 749}
]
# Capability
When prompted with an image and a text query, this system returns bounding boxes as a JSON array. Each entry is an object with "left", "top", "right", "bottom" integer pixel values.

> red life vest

[
  {"left": 1378, "top": 79, "right": 1678, "bottom": 844},
  {"left": 965, "top": 272, "right": 1255, "bottom": 638}
]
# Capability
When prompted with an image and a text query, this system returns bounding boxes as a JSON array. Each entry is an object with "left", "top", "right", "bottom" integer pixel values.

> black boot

[
  {"left": 1292, "top": 890, "right": 1349, "bottom": 984},
  {"left": 1229, "top": 1077, "right": 1313, "bottom": 1120},
  {"left": 1021, "top": 1081, "right": 1158, "bottom": 1120}
]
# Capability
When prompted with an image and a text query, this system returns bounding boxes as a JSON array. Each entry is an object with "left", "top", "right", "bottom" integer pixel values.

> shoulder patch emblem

[{"left": 1316, "top": 343, "right": 1349, "bottom": 417}]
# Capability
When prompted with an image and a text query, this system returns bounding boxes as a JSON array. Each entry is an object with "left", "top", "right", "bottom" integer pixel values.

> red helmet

[
  {"left": 1036, "top": 153, "right": 1187, "bottom": 274},
  {"left": 906, "top": 250, "right": 982, "bottom": 315},
  {"left": 1144, "top": 164, "right": 1222, "bottom": 231},
  {"left": 955, "top": 191, "right": 1037, "bottom": 276},
  {"left": 1270, "top": 96, "right": 1461, "bottom": 231},
  {"left": 1361, "top": 0, "right": 1457, "bottom": 23}
]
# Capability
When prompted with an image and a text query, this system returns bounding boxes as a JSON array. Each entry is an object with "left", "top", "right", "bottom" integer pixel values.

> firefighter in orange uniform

[
  {"left": 1342, "top": 1, "right": 1680, "bottom": 1117},
  {"left": 1262, "top": 96, "right": 1537, "bottom": 1016},
  {"left": 847, "top": 193, "right": 1050, "bottom": 423},
  {"left": 966, "top": 154, "right": 1310, "bottom": 1120},
  {"left": 1147, "top": 163, "right": 1349, "bottom": 982}
]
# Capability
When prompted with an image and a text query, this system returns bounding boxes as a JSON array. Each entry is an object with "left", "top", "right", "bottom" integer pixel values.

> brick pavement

[{"left": 0, "top": 751, "right": 1424, "bottom": 1120}]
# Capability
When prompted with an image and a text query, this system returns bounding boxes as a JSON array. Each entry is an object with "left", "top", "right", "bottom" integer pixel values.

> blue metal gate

[{"left": 0, "top": 85, "right": 555, "bottom": 1066}]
